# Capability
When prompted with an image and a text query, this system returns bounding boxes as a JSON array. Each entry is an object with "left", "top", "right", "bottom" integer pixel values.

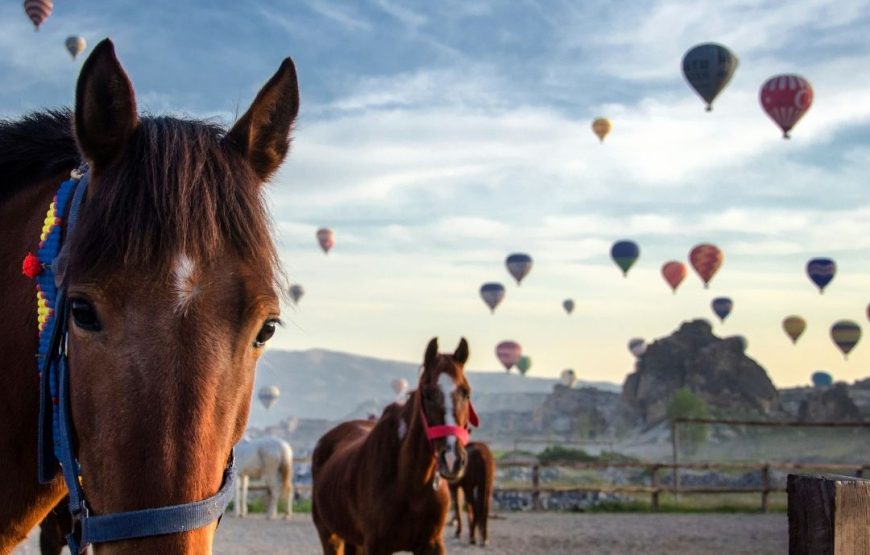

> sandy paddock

[{"left": 13, "top": 511, "right": 786, "bottom": 554}]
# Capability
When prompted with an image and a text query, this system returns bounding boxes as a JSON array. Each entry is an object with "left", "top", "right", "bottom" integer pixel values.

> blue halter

[{"left": 33, "top": 168, "right": 236, "bottom": 554}]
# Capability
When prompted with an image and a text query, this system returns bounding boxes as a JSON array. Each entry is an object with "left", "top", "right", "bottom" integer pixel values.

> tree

[{"left": 667, "top": 388, "right": 710, "bottom": 455}]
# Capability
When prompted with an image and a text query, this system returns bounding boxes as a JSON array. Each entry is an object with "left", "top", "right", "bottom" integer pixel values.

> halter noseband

[
  {"left": 25, "top": 168, "right": 235, "bottom": 554},
  {"left": 417, "top": 385, "right": 480, "bottom": 448}
]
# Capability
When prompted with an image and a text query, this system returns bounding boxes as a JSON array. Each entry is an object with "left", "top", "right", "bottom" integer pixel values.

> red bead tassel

[{"left": 22, "top": 252, "right": 42, "bottom": 278}]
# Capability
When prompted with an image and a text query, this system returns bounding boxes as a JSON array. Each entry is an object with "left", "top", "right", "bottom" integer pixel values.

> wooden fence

[{"left": 494, "top": 459, "right": 870, "bottom": 512}]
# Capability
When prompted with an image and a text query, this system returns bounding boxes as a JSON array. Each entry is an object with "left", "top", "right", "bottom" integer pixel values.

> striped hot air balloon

[
  {"left": 480, "top": 282, "right": 506, "bottom": 313},
  {"left": 495, "top": 341, "right": 522, "bottom": 371},
  {"left": 689, "top": 244, "right": 723, "bottom": 288},
  {"left": 831, "top": 321, "right": 861, "bottom": 359},
  {"left": 760, "top": 74, "right": 813, "bottom": 139},
  {"left": 661, "top": 261, "right": 687, "bottom": 293},
  {"left": 23, "top": 0, "right": 52, "bottom": 30},
  {"left": 806, "top": 258, "right": 836, "bottom": 294}
]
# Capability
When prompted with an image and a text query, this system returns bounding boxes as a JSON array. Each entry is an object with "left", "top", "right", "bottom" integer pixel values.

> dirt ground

[{"left": 12, "top": 512, "right": 787, "bottom": 554}]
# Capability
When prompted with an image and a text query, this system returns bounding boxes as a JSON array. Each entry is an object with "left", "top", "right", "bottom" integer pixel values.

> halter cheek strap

[{"left": 26, "top": 168, "right": 235, "bottom": 554}]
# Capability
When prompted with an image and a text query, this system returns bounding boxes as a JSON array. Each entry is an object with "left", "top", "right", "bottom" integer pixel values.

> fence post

[
  {"left": 761, "top": 463, "right": 770, "bottom": 513},
  {"left": 531, "top": 464, "right": 541, "bottom": 511},
  {"left": 857, "top": 466, "right": 865, "bottom": 479},
  {"left": 671, "top": 420, "right": 680, "bottom": 503},
  {"left": 650, "top": 464, "right": 660, "bottom": 511}
]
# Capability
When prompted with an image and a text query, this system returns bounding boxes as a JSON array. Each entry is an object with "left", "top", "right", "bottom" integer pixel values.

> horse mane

[
  {"left": 0, "top": 110, "right": 79, "bottom": 196},
  {"left": 66, "top": 114, "right": 280, "bottom": 281}
]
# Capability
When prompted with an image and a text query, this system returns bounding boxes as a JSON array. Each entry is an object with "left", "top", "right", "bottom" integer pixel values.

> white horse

[{"left": 234, "top": 436, "right": 294, "bottom": 519}]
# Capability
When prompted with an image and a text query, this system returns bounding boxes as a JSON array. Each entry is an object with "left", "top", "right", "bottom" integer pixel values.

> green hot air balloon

[
  {"left": 610, "top": 240, "right": 639, "bottom": 277},
  {"left": 516, "top": 355, "right": 531, "bottom": 376}
]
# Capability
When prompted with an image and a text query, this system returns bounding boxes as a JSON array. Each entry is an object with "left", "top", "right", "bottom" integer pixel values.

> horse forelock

[{"left": 65, "top": 116, "right": 281, "bottom": 290}]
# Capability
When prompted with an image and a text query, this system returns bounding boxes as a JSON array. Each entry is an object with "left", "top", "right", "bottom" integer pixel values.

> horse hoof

[{"left": 470, "top": 539, "right": 476, "bottom": 545}]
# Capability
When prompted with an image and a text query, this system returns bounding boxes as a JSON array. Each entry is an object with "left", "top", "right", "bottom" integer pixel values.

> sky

[{"left": 2, "top": 0, "right": 868, "bottom": 388}]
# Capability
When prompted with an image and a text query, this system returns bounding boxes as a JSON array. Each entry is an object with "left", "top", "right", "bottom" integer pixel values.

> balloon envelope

[
  {"left": 611, "top": 240, "right": 640, "bottom": 276},
  {"left": 24, "top": 0, "right": 52, "bottom": 30},
  {"left": 661, "top": 261, "right": 687, "bottom": 293},
  {"left": 682, "top": 43, "right": 739, "bottom": 111},
  {"left": 496, "top": 341, "right": 522, "bottom": 371},
  {"left": 560, "top": 369, "right": 577, "bottom": 388},
  {"left": 628, "top": 338, "right": 647, "bottom": 358},
  {"left": 689, "top": 244, "right": 723, "bottom": 288},
  {"left": 711, "top": 297, "right": 733, "bottom": 322},
  {"left": 516, "top": 355, "right": 532, "bottom": 376},
  {"left": 831, "top": 321, "right": 861, "bottom": 358},
  {"left": 592, "top": 118, "right": 611, "bottom": 142},
  {"left": 760, "top": 74, "right": 813, "bottom": 139},
  {"left": 316, "top": 228, "right": 335, "bottom": 254},
  {"left": 289, "top": 284, "right": 304, "bottom": 305},
  {"left": 480, "top": 282, "right": 506, "bottom": 313},
  {"left": 811, "top": 371, "right": 833, "bottom": 388},
  {"left": 505, "top": 253, "right": 533, "bottom": 285},
  {"left": 258, "top": 385, "right": 280, "bottom": 410},
  {"left": 65, "top": 36, "right": 86, "bottom": 59},
  {"left": 390, "top": 378, "right": 409, "bottom": 396},
  {"left": 806, "top": 258, "right": 836, "bottom": 293},
  {"left": 782, "top": 316, "right": 806, "bottom": 344},
  {"left": 562, "top": 299, "right": 575, "bottom": 315}
]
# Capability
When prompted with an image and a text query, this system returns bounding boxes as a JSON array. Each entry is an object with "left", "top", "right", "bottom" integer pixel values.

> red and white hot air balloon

[
  {"left": 23, "top": 0, "right": 53, "bottom": 30},
  {"left": 760, "top": 74, "right": 813, "bottom": 139},
  {"left": 495, "top": 341, "right": 522, "bottom": 372},
  {"left": 316, "top": 228, "right": 335, "bottom": 254}
]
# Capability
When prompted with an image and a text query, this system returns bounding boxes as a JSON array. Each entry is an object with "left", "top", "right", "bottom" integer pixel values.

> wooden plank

[{"left": 788, "top": 474, "right": 870, "bottom": 555}]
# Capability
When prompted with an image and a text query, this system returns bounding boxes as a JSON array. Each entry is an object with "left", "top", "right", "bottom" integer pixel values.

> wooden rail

[{"left": 493, "top": 460, "right": 870, "bottom": 512}]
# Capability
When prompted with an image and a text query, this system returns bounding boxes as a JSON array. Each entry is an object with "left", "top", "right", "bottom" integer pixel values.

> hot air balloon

[
  {"left": 65, "top": 36, "right": 86, "bottom": 59},
  {"left": 760, "top": 74, "right": 813, "bottom": 139},
  {"left": 258, "top": 385, "right": 280, "bottom": 410},
  {"left": 711, "top": 297, "right": 733, "bottom": 322},
  {"left": 560, "top": 369, "right": 577, "bottom": 388},
  {"left": 316, "top": 228, "right": 335, "bottom": 254},
  {"left": 495, "top": 341, "right": 522, "bottom": 371},
  {"left": 289, "top": 284, "right": 304, "bottom": 305},
  {"left": 390, "top": 378, "right": 409, "bottom": 396},
  {"left": 562, "top": 299, "right": 575, "bottom": 315},
  {"left": 480, "top": 282, "right": 506, "bottom": 313},
  {"left": 831, "top": 321, "right": 861, "bottom": 359},
  {"left": 689, "top": 244, "right": 723, "bottom": 288},
  {"left": 628, "top": 338, "right": 646, "bottom": 358},
  {"left": 505, "top": 253, "right": 533, "bottom": 285},
  {"left": 806, "top": 258, "right": 836, "bottom": 294},
  {"left": 591, "top": 118, "right": 611, "bottom": 142},
  {"left": 24, "top": 0, "right": 52, "bottom": 30},
  {"left": 682, "top": 43, "right": 739, "bottom": 111},
  {"left": 782, "top": 316, "right": 806, "bottom": 344},
  {"left": 661, "top": 261, "right": 687, "bottom": 293},
  {"left": 611, "top": 240, "right": 640, "bottom": 277},
  {"left": 811, "top": 371, "right": 833, "bottom": 388},
  {"left": 516, "top": 355, "right": 532, "bottom": 376}
]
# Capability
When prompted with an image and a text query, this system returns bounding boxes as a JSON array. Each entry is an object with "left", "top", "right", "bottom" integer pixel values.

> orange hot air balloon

[
  {"left": 782, "top": 316, "right": 806, "bottom": 344},
  {"left": 661, "top": 261, "right": 687, "bottom": 294},
  {"left": 689, "top": 244, "right": 723, "bottom": 288},
  {"left": 591, "top": 118, "right": 611, "bottom": 142}
]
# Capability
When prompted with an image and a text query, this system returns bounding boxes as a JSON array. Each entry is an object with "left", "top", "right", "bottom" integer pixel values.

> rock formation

[
  {"left": 798, "top": 383, "right": 862, "bottom": 422},
  {"left": 621, "top": 320, "right": 778, "bottom": 424}
]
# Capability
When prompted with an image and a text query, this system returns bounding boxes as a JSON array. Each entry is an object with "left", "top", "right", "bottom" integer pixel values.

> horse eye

[
  {"left": 253, "top": 319, "right": 279, "bottom": 348},
  {"left": 70, "top": 298, "right": 101, "bottom": 332}
]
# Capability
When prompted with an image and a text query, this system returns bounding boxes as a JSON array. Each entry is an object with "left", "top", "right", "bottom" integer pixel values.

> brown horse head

[
  {"left": 55, "top": 39, "right": 298, "bottom": 553},
  {"left": 416, "top": 337, "right": 473, "bottom": 482}
]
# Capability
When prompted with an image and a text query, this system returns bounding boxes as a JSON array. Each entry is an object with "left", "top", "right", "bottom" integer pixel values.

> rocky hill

[{"left": 621, "top": 320, "right": 779, "bottom": 424}]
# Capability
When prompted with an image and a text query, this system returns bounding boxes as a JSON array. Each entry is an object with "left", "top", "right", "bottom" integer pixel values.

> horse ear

[
  {"left": 454, "top": 338, "right": 469, "bottom": 365},
  {"left": 424, "top": 338, "right": 439, "bottom": 367},
  {"left": 226, "top": 57, "right": 300, "bottom": 182},
  {"left": 74, "top": 39, "right": 138, "bottom": 172}
]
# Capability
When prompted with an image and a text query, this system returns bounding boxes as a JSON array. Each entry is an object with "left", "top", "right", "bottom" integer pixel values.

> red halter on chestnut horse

[
  {"left": 0, "top": 39, "right": 298, "bottom": 553},
  {"left": 311, "top": 337, "right": 479, "bottom": 555}
]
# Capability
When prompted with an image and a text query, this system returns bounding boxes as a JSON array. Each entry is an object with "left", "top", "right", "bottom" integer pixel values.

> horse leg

[
  {"left": 452, "top": 487, "right": 462, "bottom": 538},
  {"left": 467, "top": 491, "right": 477, "bottom": 545},
  {"left": 284, "top": 464, "right": 294, "bottom": 519},
  {"left": 267, "top": 479, "right": 279, "bottom": 519},
  {"left": 412, "top": 540, "right": 446, "bottom": 555},
  {"left": 480, "top": 487, "right": 491, "bottom": 547},
  {"left": 240, "top": 474, "right": 249, "bottom": 517}
]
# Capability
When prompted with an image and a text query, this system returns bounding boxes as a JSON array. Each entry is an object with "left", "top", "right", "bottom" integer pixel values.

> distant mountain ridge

[{"left": 248, "top": 348, "right": 619, "bottom": 427}]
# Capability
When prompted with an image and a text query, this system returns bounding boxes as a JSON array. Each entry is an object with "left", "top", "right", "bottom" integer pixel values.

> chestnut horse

[
  {"left": 448, "top": 442, "right": 495, "bottom": 546},
  {"left": 0, "top": 39, "right": 298, "bottom": 553},
  {"left": 311, "top": 338, "right": 477, "bottom": 555}
]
